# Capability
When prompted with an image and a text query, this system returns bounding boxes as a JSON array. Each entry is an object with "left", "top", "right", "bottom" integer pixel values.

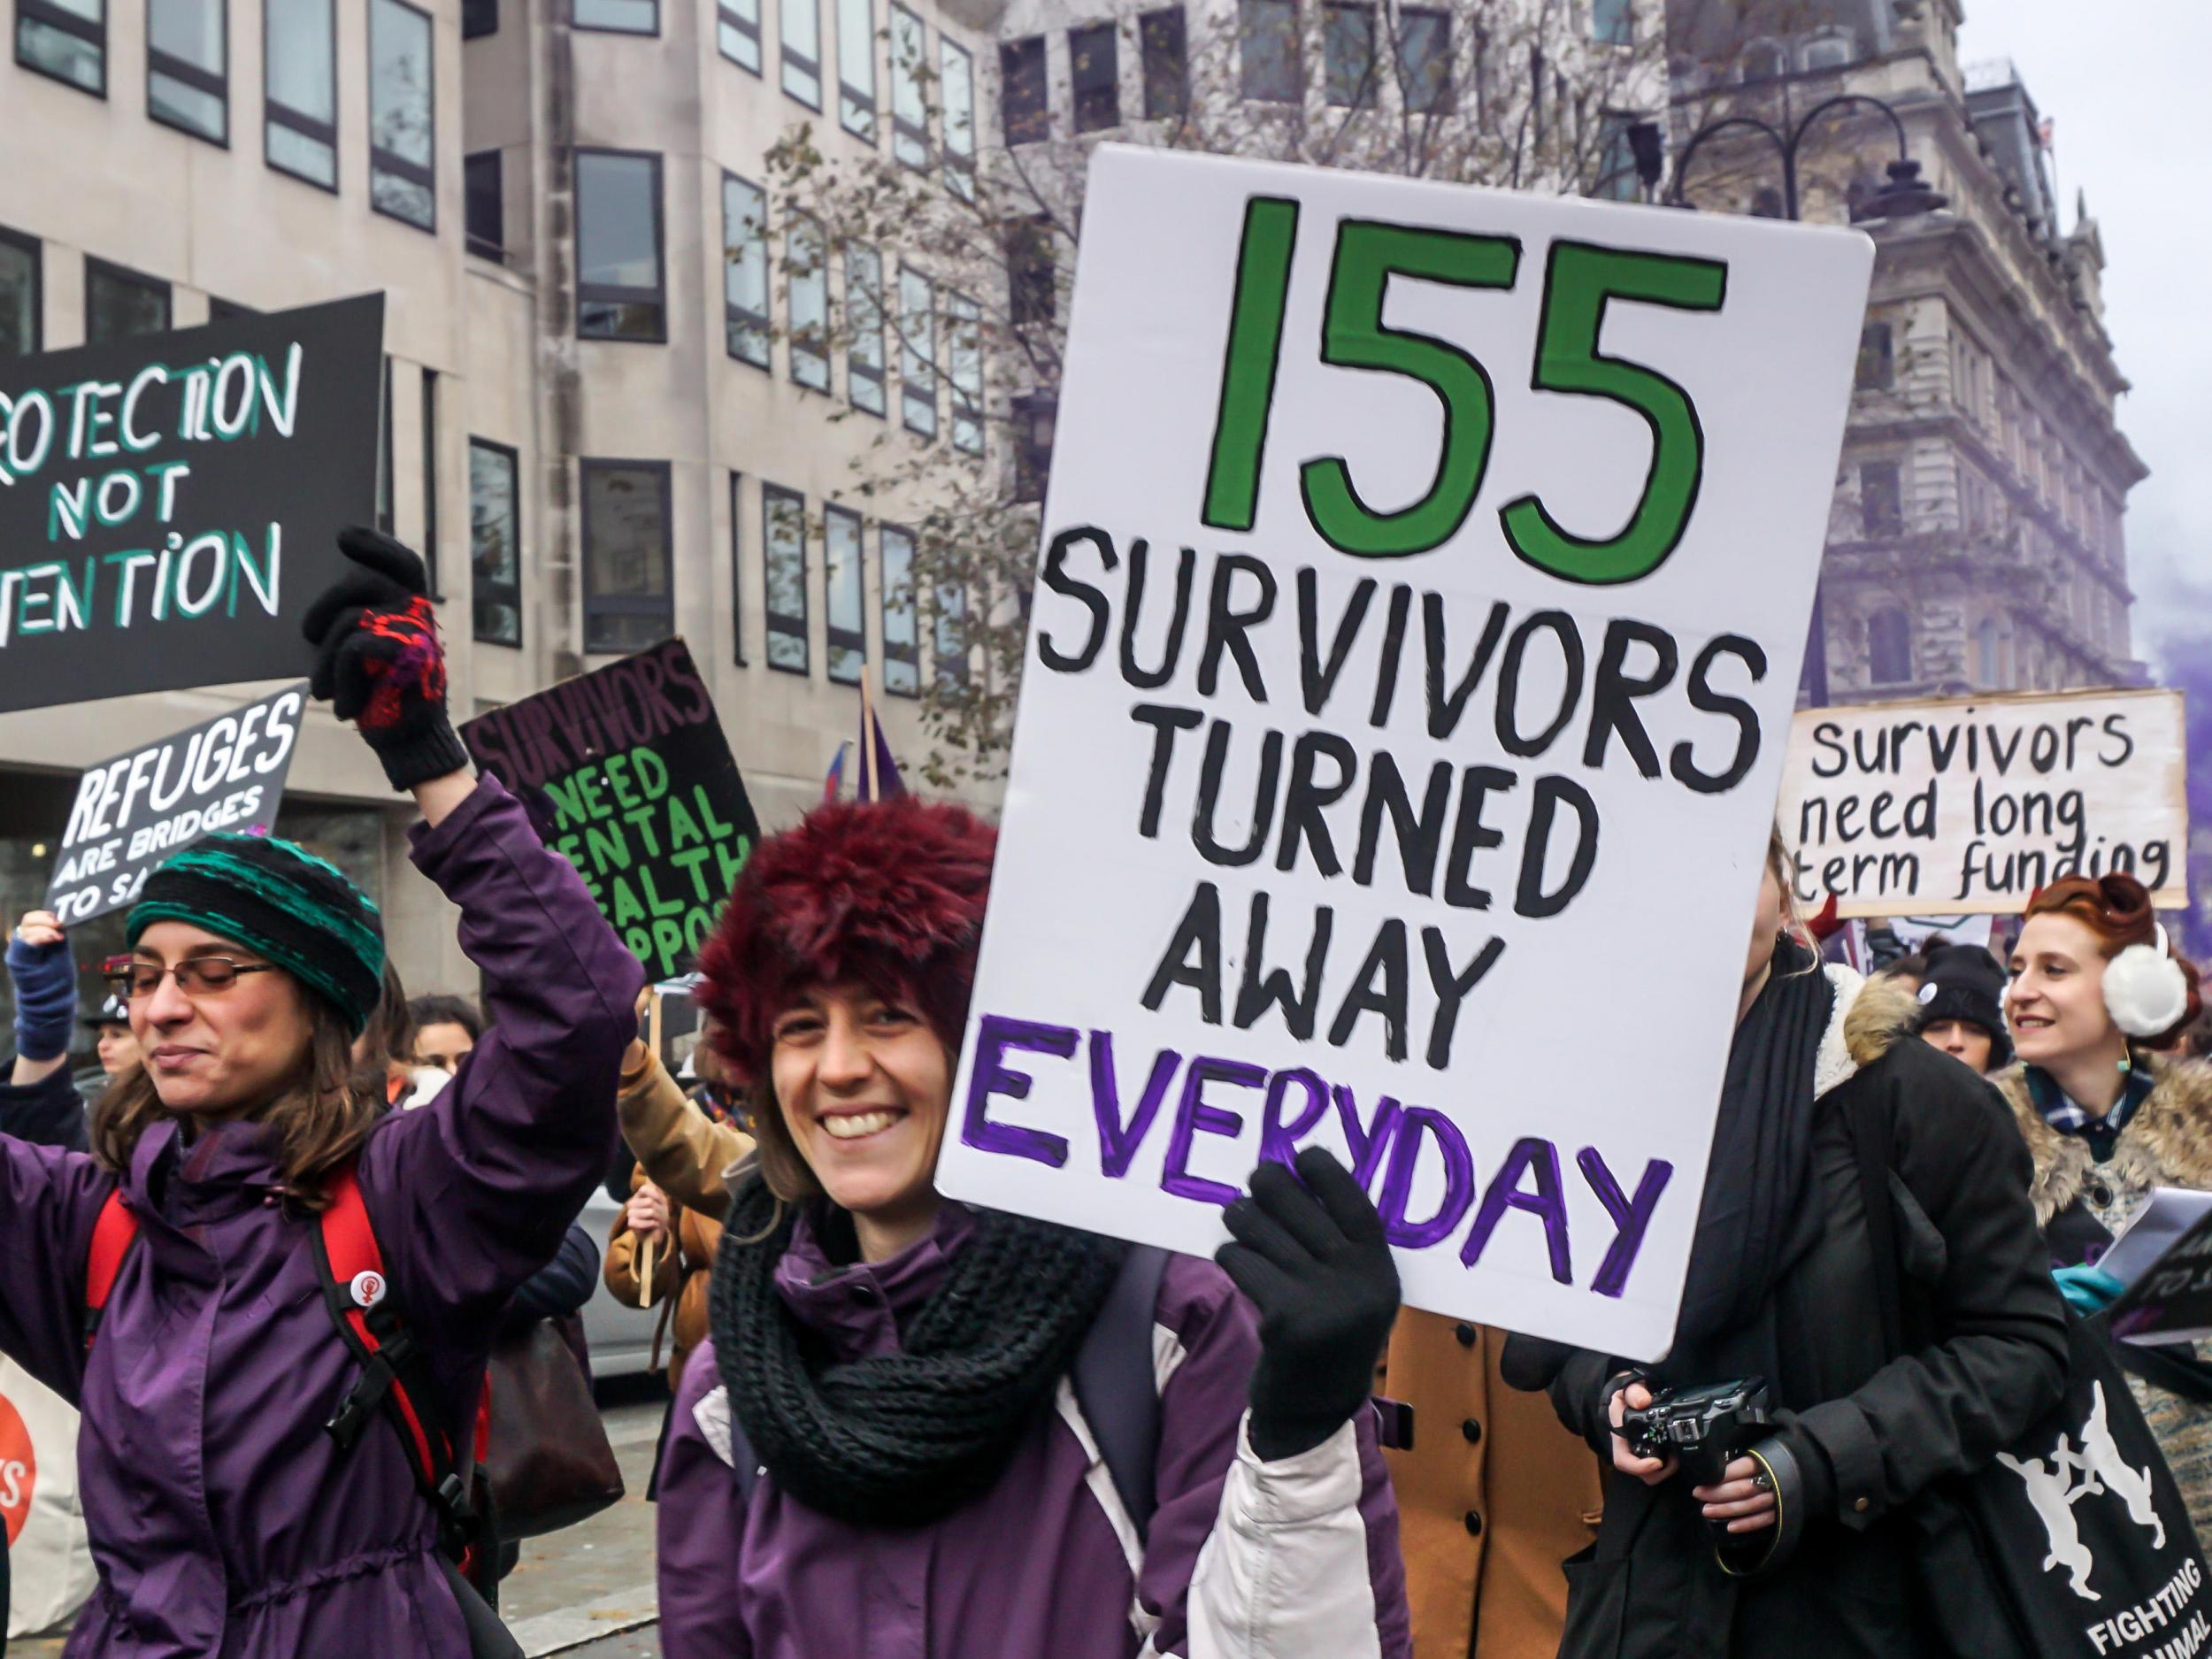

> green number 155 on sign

[{"left": 1200, "top": 196, "right": 1728, "bottom": 587}]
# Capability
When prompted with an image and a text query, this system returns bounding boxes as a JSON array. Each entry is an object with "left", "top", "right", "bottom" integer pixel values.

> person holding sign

[
  {"left": 1993, "top": 873, "right": 2212, "bottom": 1539},
  {"left": 1507, "top": 833, "right": 2067, "bottom": 1658},
  {"left": 654, "top": 795, "right": 1410, "bottom": 1659},
  {"left": 0, "top": 528, "right": 645, "bottom": 1658},
  {"left": 1, "top": 916, "right": 92, "bottom": 1151}
]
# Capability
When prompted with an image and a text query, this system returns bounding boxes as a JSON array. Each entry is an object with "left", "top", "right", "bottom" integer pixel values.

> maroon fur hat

[{"left": 695, "top": 795, "right": 997, "bottom": 1084}]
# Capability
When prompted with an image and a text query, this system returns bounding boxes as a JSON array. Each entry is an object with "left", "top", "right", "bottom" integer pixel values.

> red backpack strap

[
  {"left": 84, "top": 1188, "right": 141, "bottom": 1349},
  {"left": 309, "top": 1161, "right": 482, "bottom": 1573}
]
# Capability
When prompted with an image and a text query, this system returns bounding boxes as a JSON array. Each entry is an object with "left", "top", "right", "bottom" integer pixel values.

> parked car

[{"left": 580, "top": 1183, "right": 661, "bottom": 1382}]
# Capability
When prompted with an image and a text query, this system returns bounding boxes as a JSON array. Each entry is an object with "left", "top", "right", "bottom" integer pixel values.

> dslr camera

[{"left": 1618, "top": 1377, "right": 1771, "bottom": 1488}]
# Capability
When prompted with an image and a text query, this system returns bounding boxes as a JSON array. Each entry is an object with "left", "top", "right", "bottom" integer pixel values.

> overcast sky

[{"left": 1954, "top": 0, "right": 2210, "bottom": 677}]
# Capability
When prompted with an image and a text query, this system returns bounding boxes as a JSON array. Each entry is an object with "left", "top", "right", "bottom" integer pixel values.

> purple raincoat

[
  {"left": 0, "top": 777, "right": 646, "bottom": 1658},
  {"left": 657, "top": 1202, "right": 1412, "bottom": 1659}
]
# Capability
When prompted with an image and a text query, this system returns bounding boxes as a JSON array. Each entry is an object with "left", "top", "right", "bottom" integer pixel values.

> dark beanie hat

[
  {"left": 1916, "top": 942, "right": 2012, "bottom": 1067},
  {"left": 126, "top": 833, "right": 386, "bottom": 1037}
]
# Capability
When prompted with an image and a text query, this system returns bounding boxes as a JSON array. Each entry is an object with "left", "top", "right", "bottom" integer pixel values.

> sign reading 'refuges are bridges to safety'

[{"left": 936, "top": 147, "right": 1876, "bottom": 1360}]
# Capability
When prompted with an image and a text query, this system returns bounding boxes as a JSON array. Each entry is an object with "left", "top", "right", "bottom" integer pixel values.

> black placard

[
  {"left": 0, "top": 295, "right": 382, "bottom": 713},
  {"left": 46, "top": 682, "right": 309, "bottom": 925},
  {"left": 459, "top": 639, "right": 762, "bottom": 980}
]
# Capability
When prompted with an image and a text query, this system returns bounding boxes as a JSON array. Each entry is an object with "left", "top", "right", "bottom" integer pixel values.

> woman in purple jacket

[
  {"left": 0, "top": 530, "right": 646, "bottom": 1658},
  {"left": 658, "top": 794, "right": 1412, "bottom": 1659}
]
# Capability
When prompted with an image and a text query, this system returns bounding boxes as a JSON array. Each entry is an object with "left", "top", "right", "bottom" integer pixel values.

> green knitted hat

[{"left": 125, "top": 833, "right": 386, "bottom": 1038}]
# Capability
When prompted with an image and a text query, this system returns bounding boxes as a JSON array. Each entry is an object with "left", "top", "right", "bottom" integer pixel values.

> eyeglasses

[{"left": 103, "top": 956, "right": 279, "bottom": 1000}]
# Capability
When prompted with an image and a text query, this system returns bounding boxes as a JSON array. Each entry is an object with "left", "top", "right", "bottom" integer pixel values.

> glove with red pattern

[{"left": 303, "top": 526, "right": 469, "bottom": 792}]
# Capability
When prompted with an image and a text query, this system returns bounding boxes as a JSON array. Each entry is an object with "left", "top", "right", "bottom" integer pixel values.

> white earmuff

[{"left": 2104, "top": 939, "right": 2190, "bottom": 1040}]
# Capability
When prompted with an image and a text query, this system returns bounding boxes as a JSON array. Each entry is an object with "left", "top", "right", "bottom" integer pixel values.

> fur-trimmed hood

[
  {"left": 1993, "top": 1056, "right": 2212, "bottom": 1227},
  {"left": 1813, "top": 964, "right": 1924, "bottom": 1100}
]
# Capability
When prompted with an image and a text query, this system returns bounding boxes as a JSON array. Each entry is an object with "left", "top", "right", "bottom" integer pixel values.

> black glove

[
  {"left": 1217, "top": 1145, "right": 1402, "bottom": 1460},
  {"left": 302, "top": 526, "right": 469, "bottom": 792}
]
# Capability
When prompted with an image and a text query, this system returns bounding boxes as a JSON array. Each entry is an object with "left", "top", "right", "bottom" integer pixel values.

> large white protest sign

[
  {"left": 1778, "top": 688, "right": 2187, "bottom": 919},
  {"left": 46, "top": 683, "right": 306, "bottom": 925},
  {"left": 933, "top": 148, "right": 1873, "bottom": 1357}
]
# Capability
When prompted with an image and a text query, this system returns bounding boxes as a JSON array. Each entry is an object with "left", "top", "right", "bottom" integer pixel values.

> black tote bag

[{"left": 1849, "top": 1098, "right": 2211, "bottom": 1659}]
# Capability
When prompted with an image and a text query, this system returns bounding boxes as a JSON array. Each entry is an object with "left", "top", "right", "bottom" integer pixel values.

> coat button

[
  {"left": 1454, "top": 1322, "right": 1477, "bottom": 1348},
  {"left": 1854, "top": 1497, "right": 1870, "bottom": 1513},
  {"left": 1462, "top": 1417, "right": 1482, "bottom": 1445},
  {"left": 1463, "top": 1509, "right": 1484, "bottom": 1536}
]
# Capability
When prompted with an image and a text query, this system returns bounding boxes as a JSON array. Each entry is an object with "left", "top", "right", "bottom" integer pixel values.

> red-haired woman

[
  {"left": 654, "top": 795, "right": 1411, "bottom": 1658},
  {"left": 2000, "top": 872, "right": 2212, "bottom": 1537}
]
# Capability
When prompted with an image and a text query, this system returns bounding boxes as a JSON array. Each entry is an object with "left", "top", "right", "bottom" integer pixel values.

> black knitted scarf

[{"left": 709, "top": 1179, "right": 1126, "bottom": 1527}]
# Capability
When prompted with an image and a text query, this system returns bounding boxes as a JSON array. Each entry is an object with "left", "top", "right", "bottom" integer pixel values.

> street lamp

[{"left": 1664, "top": 92, "right": 1947, "bottom": 707}]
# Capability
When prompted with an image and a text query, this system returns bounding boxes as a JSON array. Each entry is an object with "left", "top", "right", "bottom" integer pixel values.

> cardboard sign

[
  {"left": 45, "top": 683, "right": 306, "bottom": 925},
  {"left": 1778, "top": 688, "right": 2188, "bottom": 919},
  {"left": 933, "top": 147, "right": 1874, "bottom": 1356},
  {"left": 459, "top": 639, "right": 761, "bottom": 980},
  {"left": 0, "top": 296, "right": 382, "bottom": 714}
]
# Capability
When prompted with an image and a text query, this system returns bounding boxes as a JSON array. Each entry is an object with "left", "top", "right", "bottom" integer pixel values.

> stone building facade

[{"left": 1666, "top": 0, "right": 2146, "bottom": 705}]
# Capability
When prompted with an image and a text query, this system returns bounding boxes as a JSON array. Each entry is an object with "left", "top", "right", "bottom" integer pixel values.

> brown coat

[
  {"left": 605, "top": 1050, "right": 753, "bottom": 1389},
  {"left": 604, "top": 1164, "right": 723, "bottom": 1391},
  {"left": 1381, "top": 1312, "right": 1601, "bottom": 1659}
]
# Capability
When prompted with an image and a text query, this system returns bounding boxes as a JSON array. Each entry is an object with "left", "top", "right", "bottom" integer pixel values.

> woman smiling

[
  {"left": 655, "top": 795, "right": 1411, "bottom": 1659},
  {"left": 1995, "top": 872, "right": 2212, "bottom": 1539}
]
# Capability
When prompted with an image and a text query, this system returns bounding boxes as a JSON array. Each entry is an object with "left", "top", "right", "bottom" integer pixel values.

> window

[
  {"left": 727, "top": 473, "right": 747, "bottom": 664},
  {"left": 1740, "top": 37, "right": 1785, "bottom": 81},
  {"left": 149, "top": 0, "right": 227, "bottom": 142},
  {"left": 946, "top": 289, "right": 981, "bottom": 457},
  {"left": 846, "top": 244, "right": 886, "bottom": 416},
  {"left": 1860, "top": 460, "right": 1902, "bottom": 536},
  {"left": 575, "top": 149, "right": 665, "bottom": 342},
  {"left": 574, "top": 0, "right": 655, "bottom": 33},
  {"left": 787, "top": 213, "right": 829, "bottom": 391},
  {"left": 421, "top": 367, "right": 439, "bottom": 593},
  {"left": 781, "top": 0, "right": 821, "bottom": 107},
  {"left": 469, "top": 439, "right": 520, "bottom": 646},
  {"left": 265, "top": 0, "right": 336, "bottom": 187},
  {"left": 85, "top": 259, "right": 171, "bottom": 345},
  {"left": 837, "top": 0, "right": 874, "bottom": 139},
  {"left": 1594, "top": 111, "right": 1637, "bottom": 200},
  {"left": 933, "top": 580, "right": 966, "bottom": 688},
  {"left": 1001, "top": 35, "right": 1047, "bottom": 143},
  {"left": 722, "top": 173, "right": 770, "bottom": 367},
  {"left": 1856, "top": 321, "right": 1893, "bottom": 390},
  {"left": 763, "top": 484, "right": 809, "bottom": 673},
  {"left": 718, "top": 0, "right": 759, "bottom": 70},
  {"left": 1800, "top": 28, "right": 1852, "bottom": 70},
  {"left": 369, "top": 0, "right": 434, "bottom": 230},
  {"left": 580, "top": 460, "right": 672, "bottom": 654},
  {"left": 881, "top": 525, "right": 918, "bottom": 695},
  {"left": 1071, "top": 22, "right": 1118, "bottom": 131},
  {"left": 1012, "top": 392, "right": 1055, "bottom": 503},
  {"left": 1397, "top": 8, "right": 1447, "bottom": 112},
  {"left": 1006, "top": 214, "right": 1054, "bottom": 326},
  {"left": 890, "top": 6, "right": 928, "bottom": 166},
  {"left": 825, "top": 505, "right": 865, "bottom": 684},
  {"left": 1321, "top": 4, "right": 1371, "bottom": 106},
  {"left": 0, "top": 227, "right": 37, "bottom": 358},
  {"left": 462, "top": 0, "right": 495, "bottom": 38},
  {"left": 1975, "top": 617, "right": 2001, "bottom": 686},
  {"left": 1590, "top": 0, "right": 1630, "bottom": 46},
  {"left": 377, "top": 355, "right": 393, "bottom": 530},
  {"left": 1240, "top": 0, "right": 1298, "bottom": 102},
  {"left": 1867, "top": 609, "right": 1911, "bottom": 686},
  {"left": 900, "top": 269, "right": 935, "bottom": 438},
  {"left": 16, "top": 0, "right": 103, "bottom": 94},
  {"left": 941, "top": 37, "right": 973, "bottom": 197},
  {"left": 465, "top": 150, "right": 503, "bottom": 259},
  {"left": 1140, "top": 6, "right": 1185, "bottom": 118}
]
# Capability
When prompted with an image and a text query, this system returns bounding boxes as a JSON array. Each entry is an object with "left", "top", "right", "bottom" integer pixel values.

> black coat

[
  {"left": 0, "top": 1059, "right": 88, "bottom": 1151},
  {"left": 1510, "top": 972, "right": 2068, "bottom": 1659}
]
